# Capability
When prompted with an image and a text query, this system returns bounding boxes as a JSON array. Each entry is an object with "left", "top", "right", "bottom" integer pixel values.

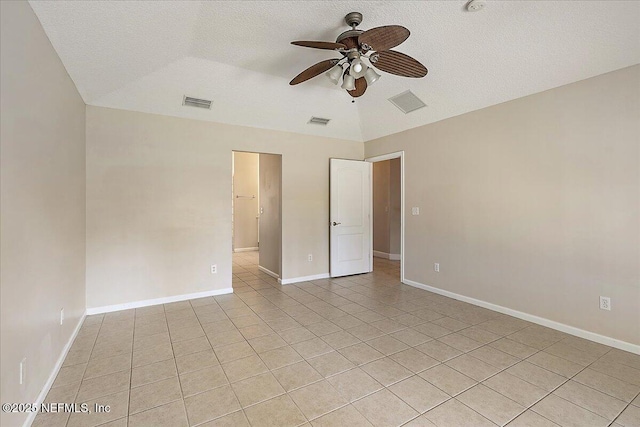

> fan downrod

[{"left": 344, "top": 12, "right": 363, "bottom": 28}]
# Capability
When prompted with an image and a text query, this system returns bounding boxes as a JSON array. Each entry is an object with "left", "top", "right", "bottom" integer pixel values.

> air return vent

[
  {"left": 183, "top": 95, "right": 212, "bottom": 109},
  {"left": 308, "top": 117, "right": 331, "bottom": 126},
  {"left": 388, "top": 90, "right": 426, "bottom": 114}
]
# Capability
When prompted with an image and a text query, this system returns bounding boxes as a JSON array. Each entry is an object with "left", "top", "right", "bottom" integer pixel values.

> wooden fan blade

[
  {"left": 347, "top": 77, "right": 367, "bottom": 98},
  {"left": 291, "top": 41, "right": 346, "bottom": 50},
  {"left": 290, "top": 59, "right": 339, "bottom": 85},
  {"left": 358, "top": 25, "right": 410, "bottom": 52},
  {"left": 371, "top": 50, "right": 427, "bottom": 78}
]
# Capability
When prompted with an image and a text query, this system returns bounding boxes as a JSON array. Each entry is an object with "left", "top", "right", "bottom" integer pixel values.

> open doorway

[
  {"left": 368, "top": 152, "right": 404, "bottom": 281},
  {"left": 232, "top": 151, "right": 282, "bottom": 287},
  {"left": 328, "top": 154, "right": 404, "bottom": 280}
]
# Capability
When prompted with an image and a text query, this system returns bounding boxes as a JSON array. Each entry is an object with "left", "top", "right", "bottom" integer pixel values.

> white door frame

[{"left": 365, "top": 151, "right": 405, "bottom": 283}]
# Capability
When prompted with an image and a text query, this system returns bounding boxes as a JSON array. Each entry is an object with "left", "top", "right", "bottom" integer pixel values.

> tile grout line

[
  {"left": 608, "top": 389, "right": 640, "bottom": 427},
  {"left": 235, "top": 268, "right": 470, "bottom": 419},
  {"left": 524, "top": 346, "right": 633, "bottom": 426},
  {"left": 163, "top": 302, "right": 189, "bottom": 427},
  {"left": 127, "top": 307, "right": 139, "bottom": 425},
  {"left": 62, "top": 315, "right": 102, "bottom": 427},
  {"left": 190, "top": 296, "right": 248, "bottom": 426},
  {"left": 241, "top": 260, "right": 565, "bottom": 426},
  {"left": 76, "top": 313, "right": 129, "bottom": 426},
  {"left": 238, "top": 262, "right": 489, "bottom": 426},
  {"left": 394, "top": 317, "right": 611, "bottom": 425},
  {"left": 214, "top": 278, "right": 311, "bottom": 426},
  {"left": 401, "top": 330, "right": 585, "bottom": 426},
  {"left": 256, "top": 261, "right": 637, "bottom": 425},
  {"left": 494, "top": 337, "right": 621, "bottom": 425},
  {"left": 238, "top": 265, "right": 392, "bottom": 424},
  {"left": 127, "top": 305, "right": 181, "bottom": 423},
  {"left": 239, "top": 276, "right": 319, "bottom": 427}
]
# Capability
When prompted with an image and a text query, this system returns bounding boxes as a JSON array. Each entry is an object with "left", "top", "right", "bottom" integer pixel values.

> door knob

[{"left": 332, "top": 222, "right": 341, "bottom": 226}]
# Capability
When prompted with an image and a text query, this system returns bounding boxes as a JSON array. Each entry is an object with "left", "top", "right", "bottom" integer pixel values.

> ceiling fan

[{"left": 289, "top": 12, "right": 428, "bottom": 98}]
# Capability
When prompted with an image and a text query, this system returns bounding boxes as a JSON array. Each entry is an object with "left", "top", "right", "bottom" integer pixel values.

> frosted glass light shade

[
  {"left": 341, "top": 74, "right": 356, "bottom": 90},
  {"left": 349, "top": 58, "right": 367, "bottom": 78},
  {"left": 325, "top": 65, "right": 343, "bottom": 84},
  {"left": 364, "top": 67, "right": 381, "bottom": 85}
]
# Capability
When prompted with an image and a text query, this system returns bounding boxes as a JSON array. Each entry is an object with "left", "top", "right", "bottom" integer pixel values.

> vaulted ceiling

[{"left": 30, "top": 1, "right": 640, "bottom": 142}]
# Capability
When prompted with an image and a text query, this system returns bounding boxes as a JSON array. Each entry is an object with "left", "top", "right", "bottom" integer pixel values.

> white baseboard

[
  {"left": 279, "top": 273, "right": 330, "bottom": 285},
  {"left": 258, "top": 265, "right": 279, "bottom": 279},
  {"left": 234, "top": 247, "right": 258, "bottom": 253},
  {"left": 373, "top": 250, "right": 401, "bottom": 261},
  {"left": 373, "top": 250, "right": 388, "bottom": 259},
  {"left": 24, "top": 312, "right": 86, "bottom": 427},
  {"left": 403, "top": 278, "right": 640, "bottom": 355},
  {"left": 86, "top": 288, "right": 234, "bottom": 315}
]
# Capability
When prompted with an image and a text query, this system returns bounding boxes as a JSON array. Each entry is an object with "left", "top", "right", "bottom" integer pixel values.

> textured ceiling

[{"left": 30, "top": 1, "right": 640, "bottom": 142}]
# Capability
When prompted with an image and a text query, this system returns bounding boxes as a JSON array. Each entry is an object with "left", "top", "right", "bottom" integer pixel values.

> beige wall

[
  {"left": 373, "top": 161, "right": 391, "bottom": 253},
  {"left": 373, "top": 159, "right": 401, "bottom": 256},
  {"left": 365, "top": 65, "right": 640, "bottom": 345},
  {"left": 86, "top": 106, "right": 362, "bottom": 309},
  {"left": 233, "top": 152, "right": 259, "bottom": 251},
  {"left": 389, "top": 158, "right": 401, "bottom": 255},
  {"left": 259, "top": 153, "right": 282, "bottom": 276},
  {"left": 0, "top": 2, "right": 87, "bottom": 426}
]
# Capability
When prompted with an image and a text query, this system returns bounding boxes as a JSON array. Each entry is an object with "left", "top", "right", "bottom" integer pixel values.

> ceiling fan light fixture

[
  {"left": 289, "top": 12, "right": 428, "bottom": 98},
  {"left": 325, "top": 64, "right": 343, "bottom": 84},
  {"left": 364, "top": 67, "right": 381, "bottom": 85},
  {"left": 341, "top": 74, "right": 356, "bottom": 91}
]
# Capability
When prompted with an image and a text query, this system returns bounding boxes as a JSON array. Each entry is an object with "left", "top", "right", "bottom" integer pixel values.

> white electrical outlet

[
  {"left": 210, "top": 264, "right": 217, "bottom": 274},
  {"left": 308, "top": 254, "right": 313, "bottom": 262},
  {"left": 20, "top": 357, "right": 26, "bottom": 385},
  {"left": 434, "top": 263, "right": 440, "bottom": 272},
  {"left": 60, "top": 308, "right": 64, "bottom": 326},
  {"left": 412, "top": 207, "right": 420, "bottom": 215},
  {"left": 599, "top": 296, "right": 611, "bottom": 311}
]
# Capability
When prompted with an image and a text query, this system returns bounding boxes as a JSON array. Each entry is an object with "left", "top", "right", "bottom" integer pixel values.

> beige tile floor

[{"left": 34, "top": 251, "right": 640, "bottom": 427}]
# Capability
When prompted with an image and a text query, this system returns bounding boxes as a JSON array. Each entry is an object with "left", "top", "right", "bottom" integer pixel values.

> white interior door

[{"left": 330, "top": 159, "right": 372, "bottom": 277}]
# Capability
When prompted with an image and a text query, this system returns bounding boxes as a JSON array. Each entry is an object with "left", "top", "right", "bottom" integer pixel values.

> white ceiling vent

[
  {"left": 388, "top": 90, "right": 426, "bottom": 114},
  {"left": 308, "top": 116, "right": 331, "bottom": 126},
  {"left": 183, "top": 95, "right": 212, "bottom": 109}
]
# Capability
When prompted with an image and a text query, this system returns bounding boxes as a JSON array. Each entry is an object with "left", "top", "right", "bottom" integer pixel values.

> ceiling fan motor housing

[
  {"left": 336, "top": 30, "right": 363, "bottom": 47},
  {"left": 338, "top": 12, "right": 364, "bottom": 49}
]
